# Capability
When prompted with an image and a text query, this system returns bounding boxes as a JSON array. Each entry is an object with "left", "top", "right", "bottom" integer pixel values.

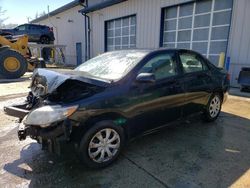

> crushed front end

[{"left": 4, "top": 68, "right": 105, "bottom": 154}]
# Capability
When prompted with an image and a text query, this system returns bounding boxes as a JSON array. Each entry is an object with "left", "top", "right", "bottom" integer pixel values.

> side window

[
  {"left": 17, "top": 25, "right": 26, "bottom": 31},
  {"left": 179, "top": 52, "right": 208, "bottom": 73},
  {"left": 139, "top": 53, "right": 178, "bottom": 80}
]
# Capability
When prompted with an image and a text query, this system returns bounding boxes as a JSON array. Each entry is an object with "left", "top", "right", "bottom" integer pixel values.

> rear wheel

[
  {"left": 0, "top": 49, "right": 27, "bottom": 79},
  {"left": 40, "top": 36, "right": 50, "bottom": 44},
  {"left": 78, "top": 121, "right": 125, "bottom": 168},
  {"left": 203, "top": 93, "right": 222, "bottom": 122}
]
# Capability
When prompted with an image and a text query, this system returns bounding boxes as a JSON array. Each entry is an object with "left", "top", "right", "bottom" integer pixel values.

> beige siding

[
  {"left": 227, "top": 0, "right": 250, "bottom": 86},
  {"left": 35, "top": 5, "right": 86, "bottom": 65},
  {"left": 90, "top": 0, "right": 193, "bottom": 57}
]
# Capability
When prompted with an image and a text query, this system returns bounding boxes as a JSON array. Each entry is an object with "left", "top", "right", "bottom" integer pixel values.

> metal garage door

[{"left": 161, "top": 0, "right": 233, "bottom": 65}]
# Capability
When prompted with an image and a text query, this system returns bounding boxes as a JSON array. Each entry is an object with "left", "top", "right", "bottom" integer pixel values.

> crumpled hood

[{"left": 31, "top": 68, "right": 110, "bottom": 96}]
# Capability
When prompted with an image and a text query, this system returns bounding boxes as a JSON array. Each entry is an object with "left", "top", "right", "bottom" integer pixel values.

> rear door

[
  {"left": 126, "top": 50, "right": 186, "bottom": 135},
  {"left": 178, "top": 50, "right": 213, "bottom": 116},
  {"left": 28, "top": 25, "right": 41, "bottom": 41}
]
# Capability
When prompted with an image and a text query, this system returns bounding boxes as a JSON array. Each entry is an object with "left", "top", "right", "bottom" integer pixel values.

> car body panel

[{"left": 3, "top": 49, "right": 230, "bottom": 152}]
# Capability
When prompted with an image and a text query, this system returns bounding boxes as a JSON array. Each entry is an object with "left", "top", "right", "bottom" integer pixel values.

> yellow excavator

[{"left": 0, "top": 35, "right": 45, "bottom": 79}]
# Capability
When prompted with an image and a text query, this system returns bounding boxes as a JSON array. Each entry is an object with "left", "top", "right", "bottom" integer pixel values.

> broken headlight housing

[{"left": 24, "top": 105, "right": 78, "bottom": 127}]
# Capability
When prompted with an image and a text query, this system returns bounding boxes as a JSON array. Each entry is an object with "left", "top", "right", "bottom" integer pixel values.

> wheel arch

[
  {"left": 40, "top": 35, "right": 51, "bottom": 42},
  {"left": 72, "top": 112, "right": 129, "bottom": 143},
  {"left": 212, "top": 88, "right": 224, "bottom": 102}
]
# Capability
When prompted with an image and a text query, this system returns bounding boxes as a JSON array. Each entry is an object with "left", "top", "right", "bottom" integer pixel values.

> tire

[
  {"left": 203, "top": 93, "right": 222, "bottom": 122},
  {"left": 78, "top": 120, "right": 125, "bottom": 168},
  {"left": 0, "top": 49, "right": 27, "bottom": 79},
  {"left": 40, "top": 36, "right": 50, "bottom": 44}
]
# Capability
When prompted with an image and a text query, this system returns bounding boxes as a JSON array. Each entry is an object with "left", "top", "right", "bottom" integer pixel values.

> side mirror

[{"left": 136, "top": 73, "right": 156, "bottom": 83}]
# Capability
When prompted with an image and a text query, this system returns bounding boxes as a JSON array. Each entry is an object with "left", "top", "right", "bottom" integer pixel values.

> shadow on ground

[{"left": 3, "top": 112, "right": 250, "bottom": 188}]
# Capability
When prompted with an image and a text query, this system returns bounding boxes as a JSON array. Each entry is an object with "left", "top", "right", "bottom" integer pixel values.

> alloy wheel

[
  {"left": 209, "top": 95, "right": 221, "bottom": 118},
  {"left": 88, "top": 128, "right": 120, "bottom": 163}
]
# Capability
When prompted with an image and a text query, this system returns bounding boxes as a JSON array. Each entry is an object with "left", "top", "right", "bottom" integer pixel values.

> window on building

[
  {"left": 105, "top": 15, "right": 136, "bottom": 51},
  {"left": 161, "top": 0, "right": 233, "bottom": 65}
]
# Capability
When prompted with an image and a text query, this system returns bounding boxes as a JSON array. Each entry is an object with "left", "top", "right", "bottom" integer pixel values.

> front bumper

[
  {"left": 4, "top": 102, "right": 29, "bottom": 119},
  {"left": 18, "top": 119, "right": 73, "bottom": 154}
]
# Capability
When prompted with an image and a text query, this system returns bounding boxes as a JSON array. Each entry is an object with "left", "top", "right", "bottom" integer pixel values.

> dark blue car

[{"left": 1, "top": 23, "right": 55, "bottom": 44}]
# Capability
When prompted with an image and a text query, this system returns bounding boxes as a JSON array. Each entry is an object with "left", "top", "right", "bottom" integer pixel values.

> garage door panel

[
  {"left": 178, "top": 17, "right": 192, "bottom": 29},
  {"left": 161, "top": 0, "right": 232, "bottom": 65},
  {"left": 178, "top": 30, "right": 191, "bottom": 42},
  {"left": 193, "top": 28, "right": 209, "bottom": 41},
  {"left": 163, "top": 43, "right": 175, "bottom": 48},
  {"left": 213, "top": 11, "right": 231, "bottom": 26},
  {"left": 165, "top": 7, "right": 177, "bottom": 19},
  {"left": 179, "top": 3, "right": 193, "bottom": 16},
  {"left": 214, "top": 0, "right": 233, "bottom": 11},
  {"left": 164, "top": 32, "right": 176, "bottom": 43},
  {"left": 177, "top": 42, "right": 190, "bottom": 49},
  {"left": 196, "top": 0, "right": 212, "bottom": 14},
  {"left": 105, "top": 15, "right": 137, "bottom": 51},
  {"left": 194, "top": 14, "right": 211, "bottom": 28},
  {"left": 211, "top": 26, "right": 230, "bottom": 40},
  {"left": 210, "top": 41, "right": 227, "bottom": 54},
  {"left": 192, "top": 42, "right": 208, "bottom": 54},
  {"left": 164, "top": 20, "right": 176, "bottom": 31},
  {"left": 209, "top": 55, "right": 220, "bottom": 65}
]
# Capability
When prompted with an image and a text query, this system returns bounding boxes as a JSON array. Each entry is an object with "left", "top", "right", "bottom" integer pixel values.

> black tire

[
  {"left": 78, "top": 120, "right": 125, "bottom": 168},
  {"left": 0, "top": 49, "right": 27, "bottom": 79},
  {"left": 203, "top": 93, "right": 222, "bottom": 122},
  {"left": 40, "top": 36, "right": 50, "bottom": 44}
]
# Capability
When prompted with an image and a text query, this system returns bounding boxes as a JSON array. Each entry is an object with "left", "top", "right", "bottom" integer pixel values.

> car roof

[
  {"left": 19, "top": 23, "right": 48, "bottom": 28},
  {"left": 105, "top": 48, "right": 198, "bottom": 54}
]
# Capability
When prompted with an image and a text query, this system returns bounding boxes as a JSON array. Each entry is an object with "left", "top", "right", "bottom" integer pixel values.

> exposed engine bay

[{"left": 3, "top": 68, "right": 107, "bottom": 154}]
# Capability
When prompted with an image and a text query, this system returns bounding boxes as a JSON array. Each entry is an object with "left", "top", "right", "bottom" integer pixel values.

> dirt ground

[{"left": 0, "top": 74, "right": 250, "bottom": 188}]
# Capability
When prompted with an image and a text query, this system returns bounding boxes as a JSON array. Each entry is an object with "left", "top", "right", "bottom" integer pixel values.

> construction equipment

[{"left": 0, "top": 35, "right": 45, "bottom": 79}]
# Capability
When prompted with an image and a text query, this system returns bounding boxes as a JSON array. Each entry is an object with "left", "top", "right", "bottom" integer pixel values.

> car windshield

[{"left": 75, "top": 50, "right": 149, "bottom": 81}]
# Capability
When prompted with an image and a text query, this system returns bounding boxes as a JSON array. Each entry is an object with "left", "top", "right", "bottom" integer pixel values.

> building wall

[
  {"left": 90, "top": 0, "right": 193, "bottom": 57},
  {"left": 90, "top": 0, "right": 250, "bottom": 86},
  {"left": 227, "top": 0, "right": 250, "bottom": 86},
  {"left": 35, "top": 5, "right": 86, "bottom": 65}
]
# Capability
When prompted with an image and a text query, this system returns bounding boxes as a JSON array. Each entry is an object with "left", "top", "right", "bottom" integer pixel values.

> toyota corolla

[{"left": 4, "top": 49, "right": 230, "bottom": 168}]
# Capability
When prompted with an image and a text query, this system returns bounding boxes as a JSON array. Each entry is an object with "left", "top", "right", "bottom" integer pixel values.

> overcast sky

[{"left": 1, "top": 0, "right": 73, "bottom": 25}]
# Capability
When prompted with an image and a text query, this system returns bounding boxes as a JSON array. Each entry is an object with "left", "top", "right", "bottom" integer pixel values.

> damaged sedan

[{"left": 4, "top": 49, "right": 230, "bottom": 168}]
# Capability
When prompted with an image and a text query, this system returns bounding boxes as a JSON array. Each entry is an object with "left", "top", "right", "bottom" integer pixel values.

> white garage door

[{"left": 161, "top": 0, "right": 233, "bottom": 65}]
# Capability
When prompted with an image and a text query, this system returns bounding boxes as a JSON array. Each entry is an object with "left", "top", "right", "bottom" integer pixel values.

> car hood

[
  {"left": 31, "top": 68, "right": 110, "bottom": 97},
  {"left": 1, "top": 29, "right": 13, "bottom": 33}
]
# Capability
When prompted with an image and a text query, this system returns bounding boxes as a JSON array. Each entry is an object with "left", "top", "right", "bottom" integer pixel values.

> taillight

[{"left": 226, "top": 73, "right": 230, "bottom": 81}]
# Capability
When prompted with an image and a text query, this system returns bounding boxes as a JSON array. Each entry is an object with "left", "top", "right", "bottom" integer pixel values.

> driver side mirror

[{"left": 136, "top": 73, "right": 156, "bottom": 83}]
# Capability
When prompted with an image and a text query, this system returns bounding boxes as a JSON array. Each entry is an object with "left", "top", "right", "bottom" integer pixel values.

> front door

[{"left": 126, "top": 51, "right": 185, "bottom": 136}]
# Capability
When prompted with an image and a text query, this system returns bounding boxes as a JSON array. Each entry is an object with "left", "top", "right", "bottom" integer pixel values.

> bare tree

[
  {"left": 0, "top": 6, "right": 7, "bottom": 27},
  {"left": 0, "top": 6, "right": 17, "bottom": 29}
]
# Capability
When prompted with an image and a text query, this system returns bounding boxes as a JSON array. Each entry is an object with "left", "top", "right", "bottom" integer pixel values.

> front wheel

[
  {"left": 203, "top": 93, "right": 222, "bottom": 122},
  {"left": 78, "top": 121, "right": 125, "bottom": 168}
]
